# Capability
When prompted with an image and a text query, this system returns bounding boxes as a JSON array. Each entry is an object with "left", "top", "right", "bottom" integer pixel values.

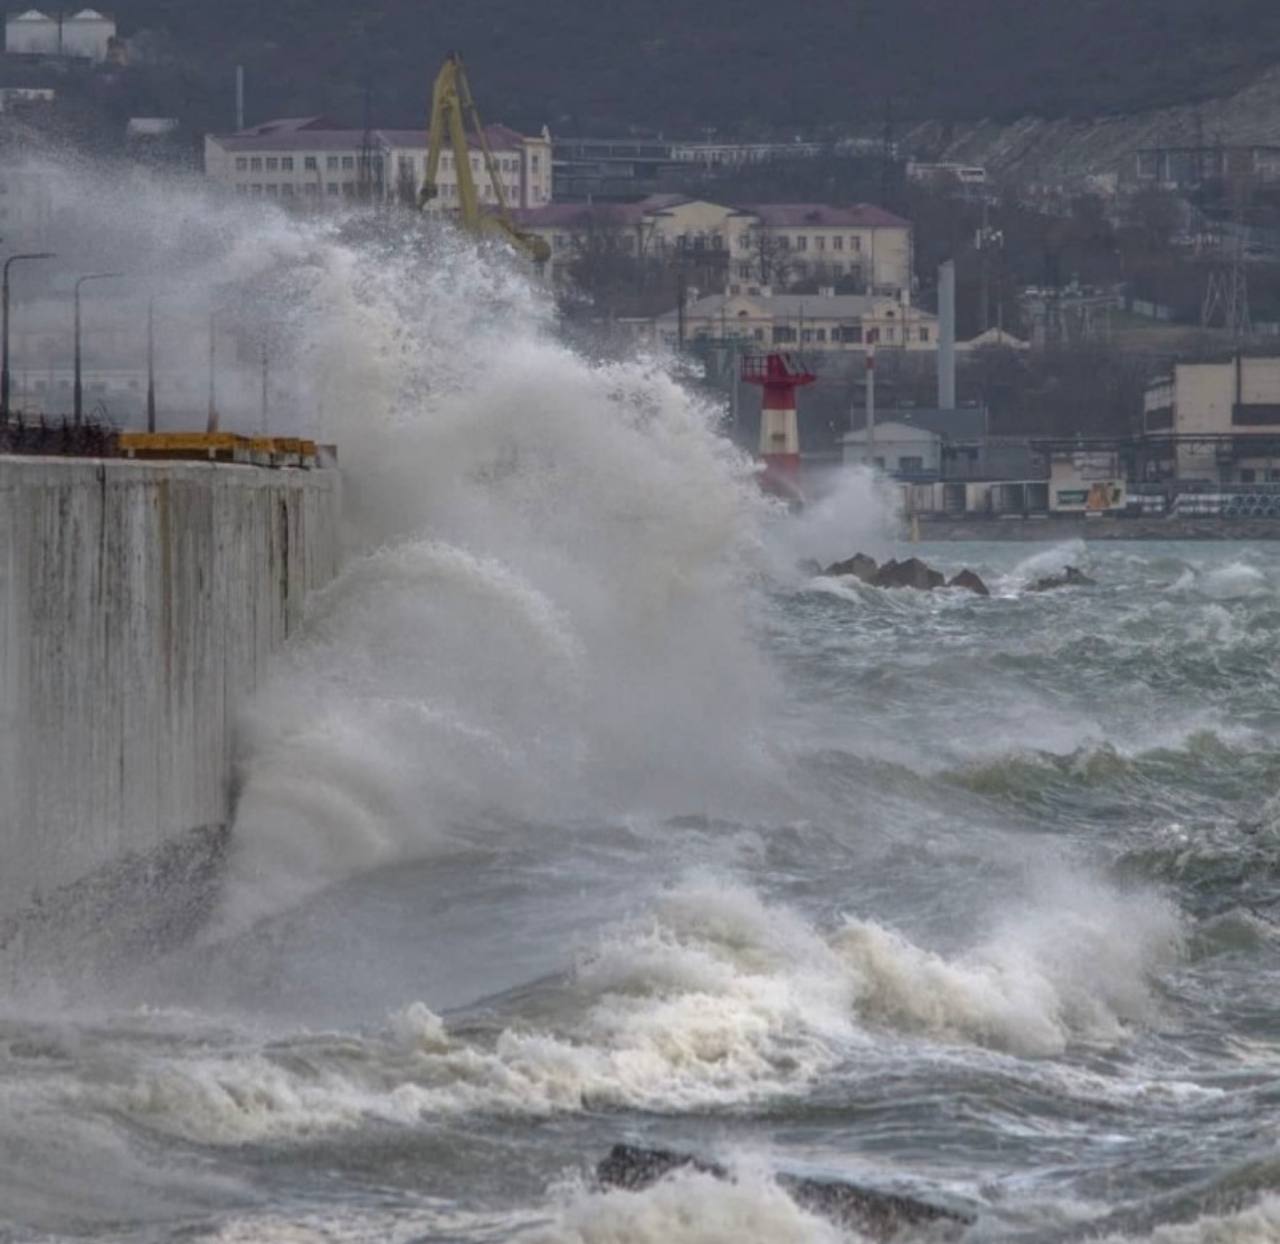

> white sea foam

[
  {"left": 534, "top": 1170, "right": 852, "bottom": 1244},
  {"left": 102, "top": 876, "right": 1184, "bottom": 1143},
  {"left": 1006, "top": 540, "right": 1090, "bottom": 589},
  {"left": 190, "top": 206, "right": 786, "bottom": 932},
  {"left": 1093, "top": 1196, "right": 1280, "bottom": 1243},
  {"left": 769, "top": 465, "right": 901, "bottom": 573}
]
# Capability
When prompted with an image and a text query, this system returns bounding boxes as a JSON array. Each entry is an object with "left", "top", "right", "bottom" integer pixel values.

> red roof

[
  {"left": 511, "top": 202, "right": 647, "bottom": 228},
  {"left": 742, "top": 202, "right": 909, "bottom": 228},
  {"left": 376, "top": 124, "right": 527, "bottom": 152}
]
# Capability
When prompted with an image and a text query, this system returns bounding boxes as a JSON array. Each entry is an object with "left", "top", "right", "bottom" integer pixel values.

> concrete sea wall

[{"left": 0, "top": 457, "right": 341, "bottom": 922}]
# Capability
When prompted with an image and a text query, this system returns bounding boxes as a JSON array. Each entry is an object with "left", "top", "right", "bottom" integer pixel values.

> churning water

[{"left": 2, "top": 167, "right": 1280, "bottom": 1243}]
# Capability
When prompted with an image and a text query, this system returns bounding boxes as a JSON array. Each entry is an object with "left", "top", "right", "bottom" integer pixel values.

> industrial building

[
  {"left": 4, "top": 8, "right": 115, "bottom": 61},
  {"left": 203, "top": 116, "right": 553, "bottom": 210},
  {"left": 1143, "top": 356, "right": 1280, "bottom": 482},
  {"left": 552, "top": 136, "right": 825, "bottom": 201}
]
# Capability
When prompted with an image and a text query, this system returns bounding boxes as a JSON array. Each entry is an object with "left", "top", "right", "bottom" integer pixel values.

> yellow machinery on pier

[{"left": 418, "top": 54, "right": 551, "bottom": 267}]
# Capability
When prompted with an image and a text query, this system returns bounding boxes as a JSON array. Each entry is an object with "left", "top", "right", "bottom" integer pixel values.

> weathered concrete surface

[{"left": 0, "top": 457, "right": 341, "bottom": 920}]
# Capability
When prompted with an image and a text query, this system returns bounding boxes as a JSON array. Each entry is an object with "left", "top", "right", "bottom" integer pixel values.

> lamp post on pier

[
  {"left": 207, "top": 307, "right": 221, "bottom": 433},
  {"left": 73, "top": 271, "right": 122, "bottom": 424},
  {"left": 2, "top": 251, "right": 55, "bottom": 421},
  {"left": 146, "top": 296, "right": 157, "bottom": 432}
]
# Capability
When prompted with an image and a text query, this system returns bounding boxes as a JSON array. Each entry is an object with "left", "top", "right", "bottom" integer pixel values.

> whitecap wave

[
  {"left": 98, "top": 876, "right": 1184, "bottom": 1144},
  {"left": 534, "top": 1170, "right": 851, "bottom": 1244}
]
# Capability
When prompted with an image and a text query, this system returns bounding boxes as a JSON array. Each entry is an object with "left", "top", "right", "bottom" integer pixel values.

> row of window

[
  {"left": 698, "top": 324, "right": 929, "bottom": 345},
  {"left": 234, "top": 152, "right": 539, "bottom": 176},
  {"left": 734, "top": 261, "right": 864, "bottom": 279},
  {"left": 235, "top": 182, "right": 356, "bottom": 197},
  {"left": 235, "top": 154, "right": 380, "bottom": 173}
]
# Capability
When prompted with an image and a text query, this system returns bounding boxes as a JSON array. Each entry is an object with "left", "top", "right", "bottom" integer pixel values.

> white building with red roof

[{"left": 203, "top": 116, "right": 552, "bottom": 210}]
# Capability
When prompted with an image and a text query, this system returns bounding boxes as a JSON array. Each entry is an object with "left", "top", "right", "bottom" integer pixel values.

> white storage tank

[
  {"left": 5, "top": 9, "right": 59, "bottom": 55},
  {"left": 61, "top": 7, "right": 116, "bottom": 61}
]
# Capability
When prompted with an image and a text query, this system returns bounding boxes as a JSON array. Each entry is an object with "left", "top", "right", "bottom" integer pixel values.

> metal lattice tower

[
  {"left": 1202, "top": 233, "right": 1251, "bottom": 341},
  {"left": 1201, "top": 145, "right": 1252, "bottom": 341}
]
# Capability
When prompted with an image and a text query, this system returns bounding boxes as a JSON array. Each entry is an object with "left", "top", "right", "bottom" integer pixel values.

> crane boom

[{"left": 419, "top": 54, "right": 550, "bottom": 266}]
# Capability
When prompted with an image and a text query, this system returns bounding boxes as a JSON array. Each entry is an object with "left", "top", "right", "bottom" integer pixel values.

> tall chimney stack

[
  {"left": 235, "top": 65, "right": 245, "bottom": 132},
  {"left": 938, "top": 259, "right": 956, "bottom": 410}
]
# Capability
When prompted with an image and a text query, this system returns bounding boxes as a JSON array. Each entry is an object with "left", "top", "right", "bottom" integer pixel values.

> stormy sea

[{"left": 2, "top": 165, "right": 1279, "bottom": 1243}]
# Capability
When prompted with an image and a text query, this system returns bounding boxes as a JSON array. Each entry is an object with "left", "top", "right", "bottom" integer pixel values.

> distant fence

[{"left": 0, "top": 415, "right": 119, "bottom": 458}]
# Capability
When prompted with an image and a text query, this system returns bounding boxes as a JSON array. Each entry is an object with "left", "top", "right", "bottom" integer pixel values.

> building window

[
  {"left": 738, "top": 263, "right": 752, "bottom": 278},
  {"left": 342, "top": 156, "right": 354, "bottom": 169},
  {"left": 342, "top": 182, "right": 355, "bottom": 196},
  {"left": 266, "top": 157, "right": 278, "bottom": 170},
  {"left": 250, "top": 184, "right": 263, "bottom": 194},
  {"left": 282, "top": 157, "right": 294, "bottom": 171},
  {"left": 772, "top": 325, "right": 796, "bottom": 343},
  {"left": 796, "top": 236, "right": 808, "bottom": 251},
  {"left": 852, "top": 236, "right": 862, "bottom": 252},
  {"left": 778, "top": 236, "right": 790, "bottom": 250},
  {"left": 1241, "top": 468, "right": 1257, "bottom": 483},
  {"left": 265, "top": 184, "right": 278, "bottom": 195},
  {"left": 281, "top": 184, "right": 294, "bottom": 196},
  {"left": 327, "top": 156, "right": 339, "bottom": 170},
  {"left": 919, "top": 327, "right": 930, "bottom": 342},
  {"left": 885, "top": 326, "right": 896, "bottom": 342},
  {"left": 833, "top": 236, "right": 843, "bottom": 251},
  {"left": 801, "top": 329, "right": 814, "bottom": 343},
  {"left": 327, "top": 182, "right": 339, "bottom": 195},
  {"left": 900, "top": 456, "right": 924, "bottom": 473},
  {"left": 753, "top": 328, "right": 764, "bottom": 340},
  {"left": 815, "top": 236, "right": 825, "bottom": 251},
  {"left": 303, "top": 183, "right": 318, "bottom": 196},
  {"left": 305, "top": 156, "right": 317, "bottom": 170},
  {"left": 532, "top": 155, "right": 540, "bottom": 170},
  {"left": 250, "top": 157, "right": 262, "bottom": 171},
  {"left": 839, "top": 325, "right": 863, "bottom": 343},
  {"left": 235, "top": 157, "right": 247, "bottom": 171},
  {"left": 816, "top": 328, "right": 827, "bottom": 341}
]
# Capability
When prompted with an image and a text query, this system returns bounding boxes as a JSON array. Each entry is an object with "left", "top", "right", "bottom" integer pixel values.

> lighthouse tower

[{"left": 741, "top": 352, "right": 815, "bottom": 500}]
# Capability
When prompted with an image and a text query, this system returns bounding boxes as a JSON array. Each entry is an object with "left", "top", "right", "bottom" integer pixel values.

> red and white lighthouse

[{"left": 741, "top": 352, "right": 816, "bottom": 502}]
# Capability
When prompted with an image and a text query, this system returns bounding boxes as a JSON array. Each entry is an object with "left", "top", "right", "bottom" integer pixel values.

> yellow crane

[{"left": 419, "top": 53, "right": 551, "bottom": 267}]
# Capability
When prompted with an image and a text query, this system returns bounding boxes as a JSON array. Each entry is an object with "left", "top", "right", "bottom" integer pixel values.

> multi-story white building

[
  {"left": 635, "top": 287, "right": 937, "bottom": 353},
  {"left": 4, "top": 8, "right": 115, "bottom": 61},
  {"left": 514, "top": 195, "right": 913, "bottom": 296},
  {"left": 203, "top": 116, "right": 553, "bottom": 210}
]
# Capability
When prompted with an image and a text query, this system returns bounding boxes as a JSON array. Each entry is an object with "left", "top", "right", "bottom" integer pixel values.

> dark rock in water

[
  {"left": 876, "top": 557, "right": 945, "bottom": 591},
  {"left": 1029, "top": 565, "right": 1096, "bottom": 592},
  {"left": 823, "top": 552, "right": 879, "bottom": 583},
  {"left": 596, "top": 1145, "right": 974, "bottom": 1241},
  {"left": 948, "top": 568, "right": 990, "bottom": 596},
  {"left": 798, "top": 558, "right": 824, "bottom": 577},
  {"left": 597, "top": 1144, "right": 725, "bottom": 1191}
]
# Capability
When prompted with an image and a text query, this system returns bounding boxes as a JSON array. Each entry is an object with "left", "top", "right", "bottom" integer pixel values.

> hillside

[{"left": 100, "top": 0, "right": 1280, "bottom": 138}]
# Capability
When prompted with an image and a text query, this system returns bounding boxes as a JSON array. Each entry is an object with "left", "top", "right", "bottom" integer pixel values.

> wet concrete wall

[{"left": 0, "top": 458, "right": 341, "bottom": 919}]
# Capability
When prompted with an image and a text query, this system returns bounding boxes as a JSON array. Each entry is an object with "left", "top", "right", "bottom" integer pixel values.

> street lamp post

[
  {"left": 146, "top": 296, "right": 156, "bottom": 433},
  {"left": 207, "top": 308, "right": 220, "bottom": 433},
  {"left": 2, "top": 251, "right": 55, "bottom": 421},
  {"left": 73, "top": 272, "right": 122, "bottom": 424}
]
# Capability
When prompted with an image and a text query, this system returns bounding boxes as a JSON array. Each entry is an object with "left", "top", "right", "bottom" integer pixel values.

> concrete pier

[{"left": 0, "top": 457, "right": 341, "bottom": 922}]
